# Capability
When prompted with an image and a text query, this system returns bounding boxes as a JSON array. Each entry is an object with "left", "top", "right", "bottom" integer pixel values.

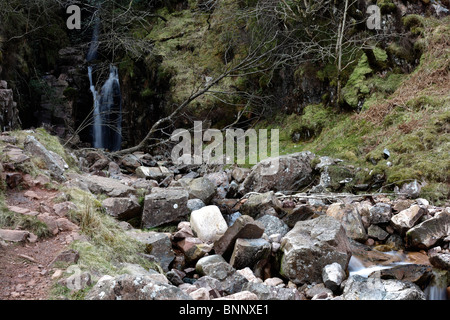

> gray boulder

[
  {"left": 86, "top": 274, "right": 192, "bottom": 300},
  {"left": 368, "top": 203, "right": 393, "bottom": 224},
  {"left": 187, "top": 199, "right": 206, "bottom": 212},
  {"left": 429, "top": 253, "right": 450, "bottom": 270},
  {"left": 135, "top": 166, "right": 172, "bottom": 182},
  {"left": 322, "top": 262, "right": 346, "bottom": 291},
  {"left": 406, "top": 209, "right": 450, "bottom": 249},
  {"left": 242, "top": 282, "right": 304, "bottom": 300},
  {"left": 326, "top": 203, "right": 368, "bottom": 243},
  {"left": 256, "top": 215, "right": 289, "bottom": 238},
  {"left": 24, "top": 135, "right": 67, "bottom": 182},
  {"left": 400, "top": 180, "right": 422, "bottom": 199},
  {"left": 196, "top": 255, "right": 233, "bottom": 280},
  {"left": 0, "top": 229, "right": 30, "bottom": 243},
  {"left": 239, "top": 152, "right": 315, "bottom": 194},
  {"left": 195, "top": 274, "right": 249, "bottom": 296},
  {"left": 126, "top": 230, "right": 175, "bottom": 272},
  {"left": 230, "top": 238, "right": 271, "bottom": 270},
  {"left": 240, "top": 191, "right": 283, "bottom": 218},
  {"left": 83, "top": 175, "right": 136, "bottom": 197},
  {"left": 188, "top": 177, "right": 216, "bottom": 204},
  {"left": 368, "top": 264, "right": 433, "bottom": 287},
  {"left": 282, "top": 205, "right": 315, "bottom": 228},
  {"left": 231, "top": 167, "right": 251, "bottom": 183},
  {"left": 391, "top": 205, "right": 426, "bottom": 235},
  {"left": 102, "top": 197, "right": 141, "bottom": 220},
  {"left": 142, "top": 187, "right": 189, "bottom": 229},
  {"left": 368, "top": 225, "right": 389, "bottom": 241},
  {"left": 195, "top": 255, "right": 249, "bottom": 295},
  {"left": 279, "top": 215, "right": 352, "bottom": 285},
  {"left": 342, "top": 275, "right": 426, "bottom": 300}
]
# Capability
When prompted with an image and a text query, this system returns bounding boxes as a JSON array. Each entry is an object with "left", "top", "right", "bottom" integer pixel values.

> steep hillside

[{"left": 259, "top": 16, "right": 449, "bottom": 205}]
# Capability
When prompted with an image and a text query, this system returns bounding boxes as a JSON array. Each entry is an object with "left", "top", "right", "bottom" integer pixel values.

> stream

[{"left": 348, "top": 253, "right": 448, "bottom": 300}]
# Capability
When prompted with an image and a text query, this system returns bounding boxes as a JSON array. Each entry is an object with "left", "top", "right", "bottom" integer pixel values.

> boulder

[
  {"left": 214, "top": 291, "right": 258, "bottom": 300},
  {"left": 256, "top": 215, "right": 289, "bottom": 238},
  {"left": 236, "top": 267, "right": 263, "bottom": 283},
  {"left": 239, "top": 152, "right": 315, "bottom": 194},
  {"left": 5, "top": 172, "right": 22, "bottom": 189},
  {"left": 406, "top": 209, "right": 450, "bottom": 249},
  {"left": 342, "top": 275, "right": 426, "bottom": 300},
  {"left": 83, "top": 175, "right": 136, "bottom": 198},
  {"left": 136, "top": 166, "right": 172, "bottom": 182},
  {"left": 0, "top": 229, "right": 30, "bottom": 242},
  {"left": 176, "top": 237, "right": 212, "bottom": 264},
  {"left": 264, "top": 277, "right": 284, "bottom": 287},
  {"left": 86, "top": 274, "right": 192, "bottom": 300},
  {"left": 173, "top": 222, "right": 195, "bottom": 240},
  {"left": 214, "top": 215, "right": 265, "bottom": 258},
  {"left": 142, "top": 187, "right": 189, "bottom": 229},
  {"left": 24, "top": 135, "right": 67, "bottom": 182},
  {"left": 391, "top": 205, "right": 426, "bottom": 235},
  {"left": 400, "top": 180, "right": 421, "bottom": 199},
  {"left": 367, "top": 225, "right": 389, "bottom": 241},
  {"left": 190, "top": 205, "right": 228, "bottom": 243},
  {"left": 49, "top": 249, "right": 79, "bottom": 267},
  {"left": 368, "top": 203, "right": 393, "bottom": 225},
  {"left": 230, "top": 238, "right": 271, "bottom": 270},
  {"left": 56, "top": 218, "right": 79, "bottom": 232},
  {"left": 196, "top": 255, "right": 234, "bottom": 280},
  {"left": 326, "top": 203, "right": 368, "bottom": 243},
  {"left": 2, "top": 145, "right": 30, "bottom": 164},
  {"left": 282, "top": 205, "right": 315, "bottom": 228},
  {"left": 322, "top": 262, "right": 346, "bottom": 291},
  {"left": 304, "top": 283, "right": 333, "bottom": 299},
  {"left": 429, "top": 253, "right": 450, "bottom": 270},
  {"left": 189, "top": 287, "right": 210, "bottom": 300},
  {"left": 279, "top": 215, "right": 352, "bottom": 285},
  {"left": 195, "top": 274, "right": 248, "bottom": 296},
  {"left": 368, "top": 264, "right": 433, "bottom": 287},
  {"left": 126, "top": 230, "right": 175, "bottom": 272},
  {"left": 187, "top": 199, "right": 206, "bottom": 212},
  {"left": 187, "top": 177, "right": 216, "bottom": 204},
  {"left": 53, "top": 201, "right": 78, "bottom": 217},
  {"left": 204, "top": 171, "right": 229, "bottom": 199},
  {"left": 242, "top": 282, "right": 304, "bottom": 300},
  {"left": 90, "top": 158, "right": 109, "bottom": 172},
  {"left": 120, "top": 263, "right": 169, "bottom": 284},
  {"left": 240, "top": 191, "right": 283, "bottom": 219},
  {"left": 231, "top": 167, "right": 251, "bottom": 183},
  {"left": 120, "top": 154, "right": 142, "bottom": 172},
  {"left": 102, "top": 197, "right": 141, "bottom": 220}
]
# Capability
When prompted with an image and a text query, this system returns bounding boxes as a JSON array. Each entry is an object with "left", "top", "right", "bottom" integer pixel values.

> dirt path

[
  {"left": 0, "top": 233, "right": 70, "bottom": 300},
  {"left": 0, "top": 186, "right": 78, "bottom": 300}
]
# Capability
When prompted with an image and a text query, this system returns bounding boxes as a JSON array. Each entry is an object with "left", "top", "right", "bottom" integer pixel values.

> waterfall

[
  {"left": 348, "top": 255, "right": 448, "bottom": 300},
  {"left": 88, "top": 66, "right": 102, "bottom": 149},
  {"left": 86, "top": 15, "right": 122, "bottom": 151}
]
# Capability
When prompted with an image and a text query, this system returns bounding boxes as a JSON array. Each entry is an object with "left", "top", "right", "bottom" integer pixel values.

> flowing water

[
  {"left": 86, "top": 15, "right": 122, "bottom": 151},
  {"left": 348, "top": 254, "right": 448, "bottom": 300}
]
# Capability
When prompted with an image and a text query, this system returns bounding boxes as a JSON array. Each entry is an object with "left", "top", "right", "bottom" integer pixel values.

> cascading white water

[
  {"left": 348, "top": 255, "right": 448, "bottom": 300},
  {"left": 425, "top": 285, "right": 448, "bottom": 300},
  {"left": 98, "top": 65, "right": 122, "bottom": 151},
  {"left": 88, "top": 66, "right": 102, "bottom": 149},
  {"left": 86, "top": 15, "right": 122, "bottom": 151}
]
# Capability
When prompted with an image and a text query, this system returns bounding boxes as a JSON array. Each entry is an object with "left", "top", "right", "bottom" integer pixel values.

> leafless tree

[{"left": 112, "top": 27, "right": 287, "bottom": 156}]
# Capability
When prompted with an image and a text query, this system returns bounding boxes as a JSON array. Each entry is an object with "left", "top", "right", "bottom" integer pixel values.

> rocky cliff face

[{"left": 0, "top": 80, "right": 20, "bottom": 132}]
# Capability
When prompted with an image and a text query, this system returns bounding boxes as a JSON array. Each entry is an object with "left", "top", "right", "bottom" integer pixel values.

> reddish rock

[{"left": 214, "top": 215, "right": 265, "bottom": 259}]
